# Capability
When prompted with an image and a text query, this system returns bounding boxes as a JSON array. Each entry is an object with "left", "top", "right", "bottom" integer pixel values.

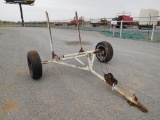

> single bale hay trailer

[{"left": 27, "top": 11, "right": 148, "bottom": 113}]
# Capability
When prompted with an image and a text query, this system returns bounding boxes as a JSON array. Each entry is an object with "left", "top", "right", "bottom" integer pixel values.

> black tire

[
  {"left": 138, "top": 25, "right": 141, "bottom": 29},
  {"left": 95, "top": 41, "right": 113, "bottom": 63},
  {"left": 27, "top": 50, "right": 42, "bottom": 80}
]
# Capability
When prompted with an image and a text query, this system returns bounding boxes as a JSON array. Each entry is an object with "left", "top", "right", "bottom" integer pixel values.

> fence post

[
  {"left": 90, "top": 18, "right": 92, "bottom": 30},
  {"left": 151, "top": 20, "right": 155, "bottom": 41},
  {"left": 110, "top": 22, "right": 112, "bottom": 32},
  {"left": 112, "top": 25, "right": 116, "bottom": 37},
  {"left": 120, "top": 20, "right": 123, "bottom": 38}
]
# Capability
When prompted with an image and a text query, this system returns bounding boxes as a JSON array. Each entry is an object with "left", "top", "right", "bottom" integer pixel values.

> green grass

[{"left": 101, "top": 31, "right": 160, "bottom": 42}]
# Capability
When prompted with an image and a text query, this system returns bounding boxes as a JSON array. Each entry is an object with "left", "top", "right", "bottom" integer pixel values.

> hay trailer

[{"left": 27, "top": 11, "right": 148, "bottom": 113}]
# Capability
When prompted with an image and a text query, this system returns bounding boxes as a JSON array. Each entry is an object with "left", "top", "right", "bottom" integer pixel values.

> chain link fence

[
  {"left": 0, "top": 17, "right": 160, "bottom": 42},
  {"left": 52, "top": 17, "right": 160, "bottom": 42}
]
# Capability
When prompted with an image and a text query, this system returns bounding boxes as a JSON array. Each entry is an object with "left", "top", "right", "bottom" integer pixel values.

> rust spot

[
  {"left": 79, "top": 47, "right": 84, "bottom": 52},
  {"left": 65, "top": 41, "right": 92, "bottom": 46},
  {"left": 93, "top": 49, "right": 101, "bottom": 54},
  {"left": 104, "top": 73, "right": 118, "bottom": 86},
  {"left": 52, "top": 51, "right": 57, "bottom": 59},
  {"left": 0, "top": 101, "right": 18, "bottom": 115}
]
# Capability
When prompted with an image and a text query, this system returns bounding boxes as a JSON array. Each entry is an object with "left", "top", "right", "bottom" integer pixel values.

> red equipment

[
  {"left": 68, "top": 17, "right": 84, "bottom": 26},
  {"left": 55, "top": 22, "right": 62, "bottom": 26},
  {"left": 111, "top": 12, "right": 133, "bottom": 28}
]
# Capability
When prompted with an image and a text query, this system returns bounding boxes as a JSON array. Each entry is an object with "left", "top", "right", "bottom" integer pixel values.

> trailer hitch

[
  {"left": 104, "top": 73, "right": 148, "bottom": 113},
  {"left": 127, "top": 94, "right": 148, "bottom": 113}
]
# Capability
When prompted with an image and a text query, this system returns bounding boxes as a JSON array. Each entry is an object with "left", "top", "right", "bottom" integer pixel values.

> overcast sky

[{"left": 0, "top": 0, "right": 160, "bottom": 22}]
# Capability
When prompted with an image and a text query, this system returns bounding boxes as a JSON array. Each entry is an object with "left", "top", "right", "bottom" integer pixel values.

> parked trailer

[
  {"left": 90, "top": 18, "right": 107, "bottom": 27},
  {"left": 138, "top": 9, "right": 159, "bottom": 29}
]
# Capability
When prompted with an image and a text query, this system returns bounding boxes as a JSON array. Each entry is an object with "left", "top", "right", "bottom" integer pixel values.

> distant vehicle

[
  {"left": 90, "top": 18, "right": 107, "bottom": 27},
  {"left": 5, "top": 0, "right": 35, "bottom": 4},
  {"left": 68, "top": 17, "right": 84, "bottom": 26},
  {"left": 138, "top": 9, "right": 159, "bottom": 29},
  {"left": 55, "top": 22, "right": 62, "bottom": 26},
  {"left": 111, "top": 12, "right": 133, "bottom": 28}
]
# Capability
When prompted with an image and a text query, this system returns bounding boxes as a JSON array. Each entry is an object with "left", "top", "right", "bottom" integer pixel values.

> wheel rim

[
  {"left": 27, "top": 57, "right": 33, "bottom": 77},
  {"left": 97, "top": 45, "right": 108, "bottom": 61}
]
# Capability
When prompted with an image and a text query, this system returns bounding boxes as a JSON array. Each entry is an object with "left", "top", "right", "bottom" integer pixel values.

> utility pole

[{"left": 19, "top": 3, "right": 24, "bottom": 27}]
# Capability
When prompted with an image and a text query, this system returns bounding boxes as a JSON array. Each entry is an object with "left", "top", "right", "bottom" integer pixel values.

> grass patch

[{"left": 101, "top": 31, "right": 160, "bottom": 42}]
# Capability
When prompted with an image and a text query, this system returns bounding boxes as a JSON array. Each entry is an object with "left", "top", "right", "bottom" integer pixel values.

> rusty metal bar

[
  {"left": 113, "top": 86, "right": 148, "bottom": 112},
  {"left": 46, "top": 11, "right": 57, "bottom": 59},
  {"left": 75, "top": 11, "right": 84, "bottom": 52}
]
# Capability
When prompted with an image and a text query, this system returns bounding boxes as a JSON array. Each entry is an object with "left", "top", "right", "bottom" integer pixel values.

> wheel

[
  {"left": 27, "top": 50, "right": 42, "bottom": 80},
  {"left": 138, "top": 25, "right": 141, "bottom": 29},
  {"left": 123, "top": 25, "right": 127, "bottom": 28},
  {"left": 95, "top": 41, "right": 113, "bottom": 63}
]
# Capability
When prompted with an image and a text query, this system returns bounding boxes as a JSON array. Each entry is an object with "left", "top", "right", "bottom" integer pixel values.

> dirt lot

[{"left": 0, "top": 27, "right": 160, "bottom": 120}]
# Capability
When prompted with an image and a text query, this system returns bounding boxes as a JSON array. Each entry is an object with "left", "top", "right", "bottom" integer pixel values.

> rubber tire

[
  {"left": 27, "top": 50, "right": 42, "bottom": 80},
  {"left": 138, "top": 25, "right": 141, "bottom": 29},
  {"left": 95, "top": 41, "right": 113, "bottom": 63}
]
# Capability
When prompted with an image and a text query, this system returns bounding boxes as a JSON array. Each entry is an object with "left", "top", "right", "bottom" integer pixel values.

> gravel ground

[{"left": 0, "top": 27, "right": 160, "bottom": 120}]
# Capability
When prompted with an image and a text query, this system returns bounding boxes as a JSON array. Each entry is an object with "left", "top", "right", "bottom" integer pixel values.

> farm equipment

[
  {"left": 55, "top": 22, "right": 62, "bottom": 26},
  {"left": 90, "top": 18, "right": 107, "bottom": 27},
  {"left": 27, "top": 11, "right": 148, "bottom": 113},
  {"left": 68, "top": 16, "right": 84, "bottom": 26},
  {"left": 111, "top": 12, "right": 133, "bottom": 28}
]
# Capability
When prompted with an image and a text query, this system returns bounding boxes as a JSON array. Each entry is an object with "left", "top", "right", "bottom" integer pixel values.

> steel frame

[{"left": 41, "top": 50, "right": 105, "bottom": 81}]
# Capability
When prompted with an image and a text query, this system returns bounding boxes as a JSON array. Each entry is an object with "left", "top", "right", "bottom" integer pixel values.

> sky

[{"left": 0, "top": 0, "right": 160, "bottom": 22}]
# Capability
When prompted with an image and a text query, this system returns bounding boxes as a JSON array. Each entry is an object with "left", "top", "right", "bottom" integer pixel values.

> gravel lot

[{"left": 0, "top": 27, "right": 160, "bottom": 120}]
